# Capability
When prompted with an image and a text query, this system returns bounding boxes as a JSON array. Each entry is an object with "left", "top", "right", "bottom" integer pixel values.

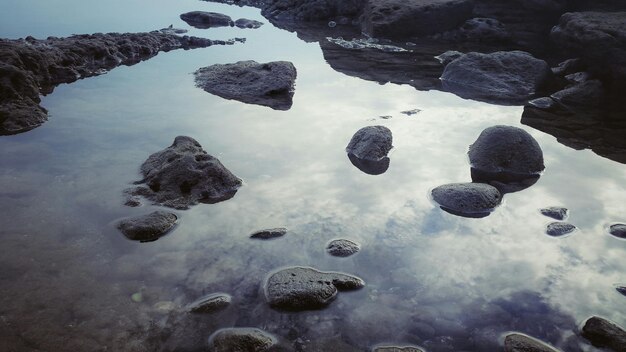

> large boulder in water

[
  {"left": 361, "top": 0, "right": 474, "bottom": 38},
  {"left": 194, "top": 60, "right": 297, "bottom": 111},
  {"left": 116, "top": 211, "right": 178, "bottom": 242},
  {"left": 468, "top": 126, "right": 545, "bottom": 184},
  {"left": 180, "top": 11, "right": 233, "bottom": 29},
  {"left": 346, "top": 126, "right": 393, "bottom": 175},
  {"left": 431, "top": 182, "right": 502, "bottom": 218},
  {"left": 264, "top": 266, "right": 364, "bottom": 311},
  {"left": 581, "top": 316, "right": 626, "bottom": 351},
  {"left": 504, "top": 333, "right": 559, "bottom": 352},
  {"left": 127, "top": 136, "right": 242, "bottom": 210},
  {"left": 441, "top": 51, "right": 551, "bottom": 104},
  {"left": 208, "top": 328, "right": 277, "bottom": 352}
]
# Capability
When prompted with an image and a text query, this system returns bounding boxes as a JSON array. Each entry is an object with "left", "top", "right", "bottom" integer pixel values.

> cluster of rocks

[{"left": 180, "top": 11, "right": 264, "bottom": 29}]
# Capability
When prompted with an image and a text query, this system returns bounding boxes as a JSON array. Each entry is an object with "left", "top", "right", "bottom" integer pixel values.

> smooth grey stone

[
  {"left": 187, "top": 293, "right": 231, "bottom": 313},
  {"left": 180, "top": 11, "right": 233, "bottom": 29},
  {"left": 540, "top": 207, "right": 568, "bottom": 220},
  {"left": 234, "top": 18, "right": 264, "bottom": 29},
  {"left": 581, "top": 316, "right": 626, "bottom": 352},
  {"left": 545, "top": 222, "right": 576, "bottom": 237},
  {"left": 346, "top": 125, "right": 393, "bottom": 161},
  {"left": 117, "top": 211, "right": 177, "bottom": 242},
  {"left": 431, "top": 183, "right": 502, "bottom": 218},
  {"left": 208, "top": 328, "right": 276, "bottom": 352},
  {"left": 250, "top": 228, "right": 287, "bottom": 239},
  {"left": 609, "top": 224, "right": 626, "bottom": 239},
  {"left": 504, "top": 333, "right": 559, "bottom": 352},
  {"left": 326, "top": 239, "right": 360, "bottom": 257}
]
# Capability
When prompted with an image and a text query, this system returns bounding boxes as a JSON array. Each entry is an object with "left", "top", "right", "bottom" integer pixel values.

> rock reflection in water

[{"left": 348, "top": 153, "right": 390, "bottom": 175}]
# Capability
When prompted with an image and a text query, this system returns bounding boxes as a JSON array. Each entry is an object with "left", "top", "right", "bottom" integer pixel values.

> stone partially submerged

[
  {"left": 187, "top": 293, "right": 231, "bottom": 313},
  {"left": 545, "top": 222, "right": 576, "bottom": 237},
  {"left": 264, "top": 266, "right": 364, "bottom": 311},
  {"left": 194, "top": 60, "right": 297, "bottom": 110},
  {"left": 540, "top": 207, "right": 568, "bottom": 220},
  {"left": 581, "top": 316, "right": 626, "bottom": 352},
  {"left": 180, "top": 11, "right": 233, "bottom": 29},
  {"left": 127, "top": 136, "right": 242, "bottom": 210},
  {"left": 116, "top": 211, "right": 178, "bottom": 242},
  {"left": 208, "top": 328, "right": 277, "bottom": 352},
  {"left": 0, "top": 32, "right": 223, "bottom": 135},
  {"left": 504, "top": 333, "right": 559, "bottom": 352},
  {"left": 250, "top": 228, "right": 287, "bottom": 240},
  {"left": 431, "top": 182, "right": 502, "bottom": 218},
  {"left": 326, "top": 239, "right": 360, "bottom": 257},
  {"left": 609, "top": 224, "right": 626, "bottom": 239},
  {"left": 440, "top": 51, "right": 551, "bottom": 104},
  {"left": 346, "top": 126, "right": 393, "bottom": 175}
]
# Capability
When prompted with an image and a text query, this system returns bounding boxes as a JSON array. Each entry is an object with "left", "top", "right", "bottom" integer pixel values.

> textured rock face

[
  {"left": 194, "top": 60, "right": 297, "bottom": 110},
  {"left": 326, "top": 239, "right": 360, "bottom": 257},
  {"left": 264, "top": 266, "right": 365, "bottom": 311},
  {"left": 468, "top": 126, "right": 545, "bottom": 183},
  {"left": 361, "top": 0, "right": 474, "bottom": 38},
  {"left": 545, "top": 222, "right": 576, "bottom": 237},
  {"left": 116, "top": 211, "right": 177, "bottom": 242},
  {"left": 551, "top": 12, "right": 626, "bottom": 58},
  {"left": 581, "top": 316, "right": 626, "bottom": 351},
  {"left": 208, "top": 328, "right": 276, "bottom": 352},
  {"left": 374, "top": 347, "right": 424, "bottom": 352},
  {"left": 346, "top": 125, "right": 393, "bottom": 161},
  {"left": 180, "top": 11, "right": 233, "bottom": 28},
  {"left": 250, "top": 228, "right": 287, "bottom": 239},
  {"left": 431, "top": 183, "right": 502, "bottom": 218},
  {"left": 234, "top": 18, "right": 264, "bottom": 29},
  {"left": 504, "top": 333, "right": 559, "bottom": 352},
  {"left": 0, "top": 32, "right": 220, "bottom": 135},
  {"left": 128, "top": 136, "right": 242, "bottom": 210},
  {"left": 609, "top": 224, "right": 626, "bottom": 239},
  {"left": 441, "top": 51, "right": 551, "bottom": 104},
  {"left": 187, "top": 293, "right": 231, "bottom": 313},
  {"left": 262, "top": 0, "right": 367, "bottom": 21},
  {"left": 540, "top": 207, "right": 568, "bottom": 220}
]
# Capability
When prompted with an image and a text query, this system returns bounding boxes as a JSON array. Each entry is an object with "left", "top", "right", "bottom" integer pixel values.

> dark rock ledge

[{"left": 0, "top": 31, "right": 233, "bottom": 135}]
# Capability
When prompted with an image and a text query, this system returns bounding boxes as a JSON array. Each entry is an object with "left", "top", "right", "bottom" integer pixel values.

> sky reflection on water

[{"left": 0, "top": 1, "right": 625, "bottom": 351}]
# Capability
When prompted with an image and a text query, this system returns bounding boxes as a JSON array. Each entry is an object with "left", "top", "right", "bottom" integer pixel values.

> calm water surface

[{"left": 0, "top": 1, "right": 625, "bottom": 351}]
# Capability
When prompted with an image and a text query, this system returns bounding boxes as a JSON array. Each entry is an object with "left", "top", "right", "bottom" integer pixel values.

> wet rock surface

[
  {"left": 116, "top": 211, "right": 177, "bottom": 242},
  {"left": 348, "top": 152, "right": 390, "bottom": 175},
  {"left": 361, "top": 0, "right": 474, "bottom": 38},
  {"left": 609, "top": 224, "right": 626, "bottom": 239},
  {"left": 250, "top": 228, "right": 287, "bottom": 239},
  {"left": 326, "top": 239, "right": 360, "bottom": 257},
  {"left": 469, "top": 125, "right": 545, "bottom": 184},
  {"left": 616, "top": 286, "right": 626, "bottom": 296},
  {"left": 127, "top": 136, "right": 242, "bottom": 210},
  {"left": 373, "top": 346, "right": 424, "bottom": 352},
  {"left": 0, "top": 32, "right": 222, "bottom": 135},
  {"left": 346, "top": 126, "right": 393, "bottom": 161},
  {"left": 581, "top": 316, "right": 626, "bottom": 352},
  {"left": 504, "top": 333, "right": 559, "bottom": 352},
  {"left": 545, "top": 222, "right": 576, "bottom": 237},
  {"left": 431, "top": 183, "right": 502, "bottom": 218},
  {"left": 180, "top": 11, "right": 233, "bottom": 29},
  {"left": 235, "top": 18, "right": 264, "bottom": 29},
  {"left": 187, "top": 293, "right": 231, "bottom": 313},
  {"left": 441, "top": 51, "right": 551, "bottom": 104},
  {"left": 540, "top": 207, "right": 568, "bottom": 220},
  {"left": 265, "top": 266, "right": 364, "bottom": 311},
  {"left": 208, "top": 327, "right": 277, "bottom": 352},
  {"left": 194, "top": 60, "right": 297, "bottom": 110}
]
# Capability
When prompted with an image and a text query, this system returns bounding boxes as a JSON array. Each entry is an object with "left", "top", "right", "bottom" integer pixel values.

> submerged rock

[
  {"left": 264, "top": 266, "right": 364, "bottom": 311},
  {"left": 540, "top": 207, "right": 568, "bottom": 220},
  {"left": 348, "top": 153, "right": 390, "bottom": 175},
  {"left": 235, "top": 18, "right": 264, "bottom": 29},
  {"left": 504, "top": 333, "right": 559, "bottom": 352},
  {"left": 431, "top": 183, "right": 502, "bottom": 218},
  {"left": 194, "top": 60, "right": 297, "bottom": 110},
  {"left": 127, "top": 136, "right": 242, "bottom": 210},
  {"left": 0, "top": 32, "right": 224, "bottom": 135},
  {"left": 609, "top": 224, "right": 626, "bottom": 239},
  {"left": 208, "top": 328, "right": 277, "bottom": 352},
  {"left": 581, "top": 316, "right": 626, "bottom": 352},
  {"left": 326, "top": 239, "right": 360, "bottom": 257},
  {"left": 468, "top": 126, "right": 545, "bottom": 185},
  {"left": 616, "top": 286, "right": 626, "bottom": 297},
  {"left": 440, "top": 51, "right": 551, "bottom": 104},
  {"left": 187, "top": 293, "right": 231, "bottom": 313},
  {"left": 361, "top": 0, "right": 474, "bottom": 38},
  {"left": 545, "top": 222, "right": 576, "bottom": 237},
  {"left": 374, "top": 346, "right": 424, "bottom": 352},
  {"left": 346, "top": 126, "right": 393, "bottom": 161},
  {"left": 116, "top": 211, "right": 177, "bottom": 242},
  {"left": 180, "top": 11, "right": 233, "bottom": 29},
  {"left": 250, "top": 228, "right": 287, "bottom": 240}
]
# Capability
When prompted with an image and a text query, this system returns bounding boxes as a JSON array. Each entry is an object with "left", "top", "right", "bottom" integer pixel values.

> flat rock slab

[
  {"left": 504, "top": 333, "right": 559, "bottom": 352},
  {"left": 194, "top": 60, "right": 297, "bottom": 110},
  {"left": 264, "top": 266, "right": 364, "bottom": 311},
  {"left": 469, "top": 125, "right": 545, "bottom": 183},
  {"left": 117, "top": 211, "right": 177, "bottom": 242},
  {"left": 250, "top": 228, "right": 287, "bottom": 239},
  {"left": 581, "top": 316, "right": 626, "bottom": 352},
  {"left": 0, "top": 32, "right": 220, "bottom": 135},
  {"left": 208, "top": 328, "right": 277, "bottom": 352},
  {"left": 431, "top": 183, "right": 502, "bottom": 218},
  {"left": 187, "top": 293, "right": 231, "bottom": 313},
  {"left": 127, "top": 136, "right": 242, "bottom": 210},
  {"left": 346, "top": 125, "right": 393, "bottom": 161},
  {"left": 326, "top": 239, "right": 360, "bottom": 257},
  {"left": 609, "top": 224, "right": 626, "bottom": 239},
  {"left": 540, "top": 207, "right": 568, "bottom": 220},
  {"left": 361, "top": 0, "right": 474, "bottom": 38},
  {"left": 180, "top": 11, "right": 233, "bottom": 29},
  {"left": 235, "top": 18, "right": 264, "bottom": 29},
  {"left": 545, "top": 222, "right": 576, "bottom": 237},
  {"left": 441, "top": 51, "right": 551, "bottom": 104}
]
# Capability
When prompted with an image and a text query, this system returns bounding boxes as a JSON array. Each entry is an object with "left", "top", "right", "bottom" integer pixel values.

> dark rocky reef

[
  {"left": 504, "top": 333, "right": 559, "bottom": 352},
  {"left": 264, "top": 266, "right": 364, "bottom": 311},
  {"left": 187, "top": 293, "right": 231, "bottom": 314},
  {"left": 194, "top": 60, "right": 297, "bottom": 110},
  {"left": 545, "top": 222, "right": 576, "bottom": 237},
  {"left": 116, "top": 211, "right": 177, "bottom": 242},
  {"left": 0, "top": 32, "right": 224, "bottom": 135},
  {"left": 581, "top": 316, "right": 626, "bottom": 352},
  {"left": 540, "top": 207, "right": 568, "bottom": 220},
  {"left": 208, "top": 328, "right": 277, "bottom": 352},
  {"left": 126, "top": 136, "right": 242, "bottom": 210},
  {"left": 180, "top": 11, "right": 234, "bottom": 28},
  {"left": 326, "top": 239, "right": 360, "bottom": 257},
  {"left": 250, "top": 228, "right": 287, "bottom": 239}
]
